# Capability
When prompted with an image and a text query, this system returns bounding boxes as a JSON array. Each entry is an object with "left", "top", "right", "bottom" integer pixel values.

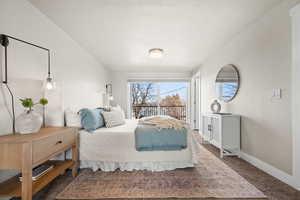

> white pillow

[
  {"left": 102, "top": 110, "right": 125, "bottom": 128},
  {"left": 65, "top": 109, "right": 81, "bottom": 127},
  {"left": 111, "top": 105, "right": 125, "bottom": 119}
]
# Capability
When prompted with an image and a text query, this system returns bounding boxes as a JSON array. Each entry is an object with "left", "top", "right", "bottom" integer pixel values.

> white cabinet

[{"left": 202, "top": 113, "right": 241, "bottom": 158}]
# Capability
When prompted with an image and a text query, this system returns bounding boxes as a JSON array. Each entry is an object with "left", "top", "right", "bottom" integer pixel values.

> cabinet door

[
  {"left": 202, "top": 116, "right": 211, "bottom": 140},
  {"left": 211, "top": 117, "right": 220, "bottom": 147}
]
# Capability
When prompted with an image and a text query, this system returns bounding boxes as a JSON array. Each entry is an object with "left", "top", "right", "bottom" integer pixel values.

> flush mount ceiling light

[{"left": 149, "top": 48, "right": 164, "bottom": 58}]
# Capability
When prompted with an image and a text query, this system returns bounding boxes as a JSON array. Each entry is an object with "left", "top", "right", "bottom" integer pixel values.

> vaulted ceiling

[{"left": 29, "top": 0, "right": 282, "bottom": 72}]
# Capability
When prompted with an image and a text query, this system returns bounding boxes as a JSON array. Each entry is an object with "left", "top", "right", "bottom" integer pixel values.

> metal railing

[{"left": 132, "top": 105, "right": 186, "bottom": 121}]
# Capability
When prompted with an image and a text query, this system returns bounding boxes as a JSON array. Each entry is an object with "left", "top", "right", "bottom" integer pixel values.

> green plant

[
  {"left": 20, "top": 98, "right": 34, "bottom": 112},
  {"left": 39, "top": 98, "right": 48, "bottom": 106},
  {"left": 20, "top": 98, "right": 49, "bottom": 113},
  {"left": 39, "top": 98, "right": 48, "bottom": 128}
]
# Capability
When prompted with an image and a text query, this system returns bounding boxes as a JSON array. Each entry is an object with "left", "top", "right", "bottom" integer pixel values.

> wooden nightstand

[{"left": 0, "top": 127, "right": 79, "bottom": 200}]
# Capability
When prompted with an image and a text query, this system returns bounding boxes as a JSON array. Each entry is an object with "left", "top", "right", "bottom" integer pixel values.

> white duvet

[{"left": 79, "top": 119, "right": 199, "bottom": 171}]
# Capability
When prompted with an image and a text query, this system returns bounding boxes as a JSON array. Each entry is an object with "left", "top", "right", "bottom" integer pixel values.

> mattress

[{"left": 79, "top": 119, "right": 198, "bottom": 171}]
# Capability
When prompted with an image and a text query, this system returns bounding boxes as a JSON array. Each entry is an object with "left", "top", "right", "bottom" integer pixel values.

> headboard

[{"left": 45, "top": 81, "right": 105, "bottom": 126}]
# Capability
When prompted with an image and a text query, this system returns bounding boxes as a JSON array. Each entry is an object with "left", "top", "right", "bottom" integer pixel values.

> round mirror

[{"left": 215, "top": 64, "right": 240, "bottom": 102}]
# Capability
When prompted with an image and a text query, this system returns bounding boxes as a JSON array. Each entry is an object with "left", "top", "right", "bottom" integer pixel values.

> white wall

[
  {"left": 290, "top": 3, "right": 300, "bottom": 190},
  {"left": 0, "top": 0, "right": 109, "bottom": 133},
  {"left": 200, "top": 0, "right": 299, "bottom": 175},
  {"left": 0, "top": 0, "right": 109, "bottom": 195}
]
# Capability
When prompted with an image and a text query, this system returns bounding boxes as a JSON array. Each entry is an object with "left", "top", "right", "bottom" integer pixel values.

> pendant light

[
  {"left": 0, "top": 34, "right": 54, "bottom": 133},
  {"left": 45, "top": 50, "right": 54, "bottom": 90}
]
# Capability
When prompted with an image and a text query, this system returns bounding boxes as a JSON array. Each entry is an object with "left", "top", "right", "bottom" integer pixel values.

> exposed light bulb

[
  {"left": 45, "top": 77, "right": 54, "bottom": 90},
  {"left": 46, "top": 82, "right": 53, "bottom": 90},
  {"left": 109, "top": 96, "right": 114, "bottom": 101}
]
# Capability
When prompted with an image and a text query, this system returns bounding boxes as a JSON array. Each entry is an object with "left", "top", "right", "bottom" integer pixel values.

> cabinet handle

[
  {"left": 56, "top": 140, "right": 62, "bottom": 145},
  {"left": 208, "top": 124, "right": 212, "bottom": 131}
]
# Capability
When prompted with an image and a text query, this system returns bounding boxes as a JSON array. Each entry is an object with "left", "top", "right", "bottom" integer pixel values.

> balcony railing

[{"left": 132, "top": 105, "right": 187, "bottom": 121}]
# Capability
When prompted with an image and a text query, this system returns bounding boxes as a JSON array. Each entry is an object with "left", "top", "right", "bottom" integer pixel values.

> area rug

[{"left": 57, "top": 140, "right": 266, "bottom": 199}]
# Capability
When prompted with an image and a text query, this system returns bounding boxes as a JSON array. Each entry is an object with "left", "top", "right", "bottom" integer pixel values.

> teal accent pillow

[{"left": 79, "top": 108, "right": 104, "bottom": 132}]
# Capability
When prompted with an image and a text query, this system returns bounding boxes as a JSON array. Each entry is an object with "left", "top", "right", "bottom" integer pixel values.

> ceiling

[{"left": 29, "top": 0, "right": 282, "bottom": 72}]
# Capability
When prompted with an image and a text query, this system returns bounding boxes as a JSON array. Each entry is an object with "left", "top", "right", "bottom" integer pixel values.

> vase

[
  {"left": 16, "top": 110, "right": 43, "bottom": 134},
  {"left": 211, "top": 100, "right": 221, "bottom": 113}
]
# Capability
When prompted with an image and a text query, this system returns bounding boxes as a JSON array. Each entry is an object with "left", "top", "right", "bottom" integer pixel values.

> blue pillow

[{"left": 79, "top": 108, "right": 104, "bottom": 132}]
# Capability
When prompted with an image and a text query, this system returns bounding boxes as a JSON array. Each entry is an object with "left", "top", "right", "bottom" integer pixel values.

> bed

[{"left": 79, "top": 119, "right": 199, "bottom": 172}]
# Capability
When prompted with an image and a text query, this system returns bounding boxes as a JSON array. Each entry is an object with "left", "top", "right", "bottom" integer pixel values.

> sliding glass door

[{"left": 128, "top": 81, "right": 189, "bottom": 121}]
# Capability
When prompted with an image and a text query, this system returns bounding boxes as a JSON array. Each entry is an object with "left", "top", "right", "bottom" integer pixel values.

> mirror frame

[{"left": 215, "top": 64, "right": 240, "bottom": 103}]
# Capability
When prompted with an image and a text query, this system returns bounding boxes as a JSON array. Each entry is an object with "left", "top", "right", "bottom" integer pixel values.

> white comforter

[{"left": 79, "top": 119, "right": 199, "bottom": 171}]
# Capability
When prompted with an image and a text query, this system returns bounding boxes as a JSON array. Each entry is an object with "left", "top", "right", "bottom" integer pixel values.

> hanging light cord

[
  {"left": 0, "top": 34, "right": 51, "bottom": 134},
  {"left": 5, "top": 84, "right": 16, "bottom": 133}
]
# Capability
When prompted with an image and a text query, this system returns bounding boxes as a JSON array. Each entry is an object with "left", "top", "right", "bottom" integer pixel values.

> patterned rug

[{"left": 57, "top": 139, "right": 266, "bottom": 199}]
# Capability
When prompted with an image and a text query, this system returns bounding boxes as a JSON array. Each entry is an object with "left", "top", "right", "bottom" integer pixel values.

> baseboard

[{"left": 240, "top": 151, "right": 299, "bottom": 191}]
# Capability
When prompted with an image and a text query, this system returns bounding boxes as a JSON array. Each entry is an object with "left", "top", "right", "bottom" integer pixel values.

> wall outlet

[{"left": 272, "top": 88, "right": 282, "bottom": 99}]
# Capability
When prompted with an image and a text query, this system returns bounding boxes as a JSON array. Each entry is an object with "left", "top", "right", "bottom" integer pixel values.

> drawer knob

[{"left": 56, "top": 140, "right": 62, "bottom": 145}]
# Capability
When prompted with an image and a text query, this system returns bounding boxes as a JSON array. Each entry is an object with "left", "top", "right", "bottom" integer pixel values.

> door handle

[{"left": 56, "top": 140, "right": 62, "bottom": 145}]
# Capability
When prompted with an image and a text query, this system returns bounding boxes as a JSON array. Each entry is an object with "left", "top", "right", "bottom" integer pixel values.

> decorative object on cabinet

[
  {"left": 0, "top": 127, "right": 78, "bottom": 200},
  {"left": 210, "top": 99, "right": 221, "bottom": 113},
  {"left": 16, "top": 110, "right": 42, "bottom": 134},
  {"left": 0, "top": 34, "right": 54, "bottom": 134},
  {"left": 16, "top": 98, "right": 48, "bottom": 134},
  {"left": 202, "top": 113, "right": 241, "bottom": 158},
  {"left": 215, "top": 64, "right": 240, "bottom": 102}
]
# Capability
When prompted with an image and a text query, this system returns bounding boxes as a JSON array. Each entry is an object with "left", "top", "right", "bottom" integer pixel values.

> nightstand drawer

[{"left": 32, "top": 131, "right": 75, "bottom": 164}]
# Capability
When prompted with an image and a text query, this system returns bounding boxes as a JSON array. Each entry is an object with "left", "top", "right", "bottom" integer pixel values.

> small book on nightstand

[{"left": 19, "top": 164, "right": 54, "bottom": 181}]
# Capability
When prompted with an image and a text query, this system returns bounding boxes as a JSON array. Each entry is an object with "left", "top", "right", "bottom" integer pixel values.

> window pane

[
  {"left": 159, "top": 82, "right": 188, "bottom": 121},
  {"left": 130, "top": 82, "right": 157, "bottom": 119},
  {"left": 129, "top": 81, "right": 188, "bottom": 121},
  {"left": 159, "top": 82, "right": 188, "bottom": 106}
]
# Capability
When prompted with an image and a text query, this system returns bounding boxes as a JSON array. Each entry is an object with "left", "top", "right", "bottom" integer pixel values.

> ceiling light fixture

[{"left": 149, "top": 48, "right": 164, "bottom": 58}]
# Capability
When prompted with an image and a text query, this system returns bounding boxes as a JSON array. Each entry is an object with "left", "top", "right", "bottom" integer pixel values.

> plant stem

[{"left": 43, "top": 106, "right": 46, "bottom": 128}]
